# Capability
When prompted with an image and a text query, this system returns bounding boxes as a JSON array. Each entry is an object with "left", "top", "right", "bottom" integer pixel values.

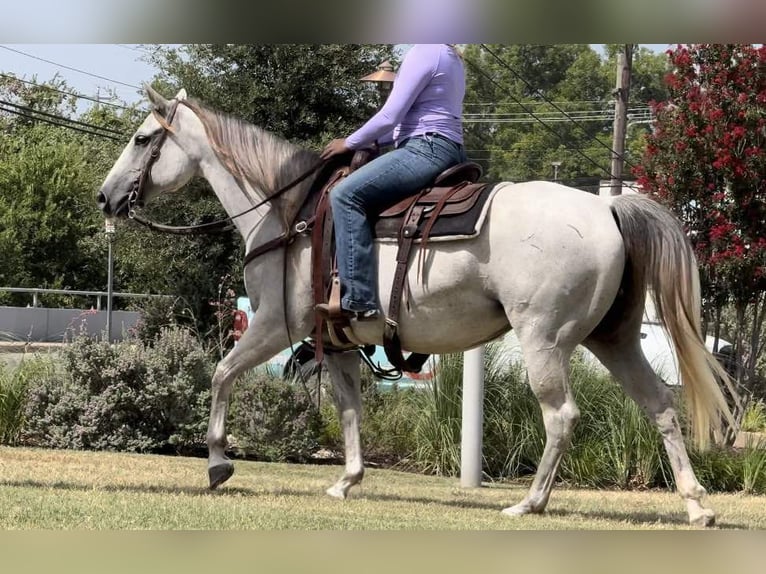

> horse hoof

[
  {"left": 326, "top": 485, "right": 348, "bottom": 500},
  {"left": 501, "top": 502, "right": 539, "bottom": 517},
  {"left": 689, "top": 509, "right": 716, "bottom": 528},
  {"left": 208, "top": 462, "right": 235, "bottom": 490}
]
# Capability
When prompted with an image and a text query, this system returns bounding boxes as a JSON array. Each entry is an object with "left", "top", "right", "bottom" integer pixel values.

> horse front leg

[
  {"left": 322, "top": 351, "right": 365, "bottom": 499},
  {"left": 207, "top": 314, "right": 292, "bottom": 489}
]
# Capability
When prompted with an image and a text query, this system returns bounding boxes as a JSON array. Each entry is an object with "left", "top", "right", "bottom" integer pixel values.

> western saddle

[{"left": 307, "top": 148, "right": 489, "bottom": 374}]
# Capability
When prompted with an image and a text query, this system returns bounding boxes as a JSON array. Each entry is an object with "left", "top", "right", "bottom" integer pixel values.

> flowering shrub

[{"left": 635, "top": 44, "right": 766, "bottom": 389}]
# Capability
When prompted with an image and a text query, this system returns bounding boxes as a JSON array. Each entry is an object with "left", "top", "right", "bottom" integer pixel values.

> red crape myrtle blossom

[{"left": 634, "top": 44, "right": 766, "bottom": 309}]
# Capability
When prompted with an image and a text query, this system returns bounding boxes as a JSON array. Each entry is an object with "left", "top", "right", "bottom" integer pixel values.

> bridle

[
  {"left": 127, "top": 99, "right": 180, "bottom": 218},
  {"left": 125, "top": 98, "right": 325, "bottom": 257}
]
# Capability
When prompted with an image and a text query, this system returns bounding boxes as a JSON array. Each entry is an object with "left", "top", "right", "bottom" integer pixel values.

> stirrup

[{"left": 315, "top": 303, "right": 380, "bottom": 322}]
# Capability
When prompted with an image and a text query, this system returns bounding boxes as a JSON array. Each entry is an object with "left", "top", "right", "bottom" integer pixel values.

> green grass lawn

[{"left": 1, "top": 447, "right": 765, "bottom": 529}]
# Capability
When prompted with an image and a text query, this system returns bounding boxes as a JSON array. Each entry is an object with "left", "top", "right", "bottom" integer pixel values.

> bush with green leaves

[
  {"left": 22, "top": 327, "right": 212, "bottom": 454},
  {"left": 0, "top": 356, "right": 58, "bottom": 445},
  {"left": 741, "top": 399, "right": 766, "bottom": 432},
  {"left": 227, "top": 369, "right": 323, "bottom": 462},
  {"left": 319, "top": 366, "right": 421, "bottom": 465},
  {"left": 406, "top": 342, "right": 766, "bottom": 494}
]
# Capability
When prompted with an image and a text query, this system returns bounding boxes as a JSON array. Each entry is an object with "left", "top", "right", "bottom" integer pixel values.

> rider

[{"left": 315, "top": 44, "right": 467, "bottom": 321}]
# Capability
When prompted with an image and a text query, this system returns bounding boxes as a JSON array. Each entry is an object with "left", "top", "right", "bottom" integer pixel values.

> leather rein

[{"left": 127, "top": 98, "right": 324, "bottom": 264}]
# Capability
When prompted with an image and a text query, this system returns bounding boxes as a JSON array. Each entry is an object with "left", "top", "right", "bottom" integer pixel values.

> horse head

[{"left": 97, "top": 85, "right": 198, "bottom": 217}]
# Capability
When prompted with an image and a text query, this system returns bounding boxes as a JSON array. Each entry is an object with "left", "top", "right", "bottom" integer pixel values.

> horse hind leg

[
  {"left": 503, "top": 336, "right": 580, "bottom": 516},
  {"left": 584, "top": 335, "right": 716, "bottom": 527},
  {"left": 322, "top": 351, "right": 365, "bottom": 499}
]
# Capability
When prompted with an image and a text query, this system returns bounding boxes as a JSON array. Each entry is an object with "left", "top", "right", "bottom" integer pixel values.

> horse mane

[{"left": 182, "top": 98, "right": 318, "bottom": 210}]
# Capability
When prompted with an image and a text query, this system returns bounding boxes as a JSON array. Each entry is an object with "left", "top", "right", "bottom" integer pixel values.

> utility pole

[{"left": 610, "top": 44, "right": 634, "bottom": 196}]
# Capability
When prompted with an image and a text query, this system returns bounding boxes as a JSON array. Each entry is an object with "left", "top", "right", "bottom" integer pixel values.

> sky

[
  {"left": 0, "top": 44, "right": 161, "bottom": 107},
  {"left": 0, "top": 44, "right": 673, "bottom": 109}
]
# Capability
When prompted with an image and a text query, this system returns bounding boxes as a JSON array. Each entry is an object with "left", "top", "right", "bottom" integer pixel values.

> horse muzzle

[{"left": 97, "top": 189, "right": 133, "bottom": 218}]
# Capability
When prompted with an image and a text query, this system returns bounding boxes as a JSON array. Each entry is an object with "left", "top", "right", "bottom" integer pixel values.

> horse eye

[{"left": 134, "top": 134, "right": 151, "bottom": 146}]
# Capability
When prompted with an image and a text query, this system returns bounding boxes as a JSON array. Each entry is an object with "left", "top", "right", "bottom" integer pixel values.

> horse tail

[{"left": 609, "top": 193, "right": 737, "bottom": 450}]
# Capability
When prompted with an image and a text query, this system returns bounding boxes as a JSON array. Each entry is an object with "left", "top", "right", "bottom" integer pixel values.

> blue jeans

[{"left": 329, "top": 133, "right": 466, "bottom": 312}]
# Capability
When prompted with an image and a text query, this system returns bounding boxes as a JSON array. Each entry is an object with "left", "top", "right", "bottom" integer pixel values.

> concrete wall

[{"left": 0, "top": 307, "right": 141, "bottom": 342}]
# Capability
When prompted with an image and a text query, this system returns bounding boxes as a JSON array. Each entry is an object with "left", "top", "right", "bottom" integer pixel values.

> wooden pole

[{"left": 610, "top": 44, "right": 634, "bottom": 196}]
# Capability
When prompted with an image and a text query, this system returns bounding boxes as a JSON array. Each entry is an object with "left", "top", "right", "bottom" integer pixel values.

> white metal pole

[
  {"left": 460, "top": 344, "right": 485, "bottom": 487},
  {"left": 105, "top": 220, "right": 116, "bottom": 342}
]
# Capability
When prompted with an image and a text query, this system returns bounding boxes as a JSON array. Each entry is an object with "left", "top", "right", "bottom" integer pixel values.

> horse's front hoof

[
  {"left": 208, "top": 461, "right": 235, "bottom": 490},
  {"left": 501, "top": 501, "right": 542, "bottom": 517},
  {"left": 689, "top": 508, "right": 716, "bottom": 528},
  {"left": 326, "top": 484, "right": 348, "bottom": 499}
]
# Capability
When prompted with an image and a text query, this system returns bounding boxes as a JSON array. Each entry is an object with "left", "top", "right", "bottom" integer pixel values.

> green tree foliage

[
  {"left": 462, "top": 44, "right": 668, "bottom": 185},
  {"left": 0, "top": 76, "right": 140, "bottom": 306},
  {"left": 147, "top": 44, "right": 396, "bottom": 147},
  {"left": 635, "top": 44, "right": 766, "bottom": 391}
]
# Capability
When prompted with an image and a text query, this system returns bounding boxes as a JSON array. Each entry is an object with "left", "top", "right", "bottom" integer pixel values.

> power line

[
  {"left": 116, "top": 44, "right": 156, "bottom": 56},
  {"left": 467, "top": 107, "right": 651, "bottom": 114},
  {"left": 464, "top": 106, "right": 651, "bottom": 117},
  {"left": 0, "top": 99, "right": 126, "bottom": 136},
  {"left": 0, "top": 105, "right": 122, "bottom": 141},
  {"left": 464, "top": 100, "right": 615, "bottom": 107},
  {"left": 463, "top": 109, "right": 652, "bottom": 124},
  {"left": 463, "top": 52, "right": 637, "bottom": 187},
  {"left": 0, "top": 103, "right": 124, "bottom": 141},
  {"left": 479, "top": 44, "right": 640, "bottom": 172},
  {"left": 0, "top": 72, "right": 130, "bottom": 110},
  {"left": 0, "top": 45, "right": 142, "bottom": 90},
  {"left": 115, "top": 44, "right": 144, "bottom": 53}
]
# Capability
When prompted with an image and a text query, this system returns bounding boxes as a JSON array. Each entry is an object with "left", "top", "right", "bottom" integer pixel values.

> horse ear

[
  {"left": 144, "top": 83, "right": 169, "bottom": 113},
  {"left": 175, "top": 88, "right": 188, "bottom": 101}
]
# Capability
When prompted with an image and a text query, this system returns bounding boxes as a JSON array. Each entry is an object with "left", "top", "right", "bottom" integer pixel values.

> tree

[
  {"left": 461, "top": 44, "right": 668, "bottom": 185},
  {"left": 634, "top": 44, "right": 766, "bottom": 393},
  {"left": 146, "top": 44, "right": 396, "bottom": 147},
  {"left": 0, "top": 75, "right": 138, "bottom": 307}
]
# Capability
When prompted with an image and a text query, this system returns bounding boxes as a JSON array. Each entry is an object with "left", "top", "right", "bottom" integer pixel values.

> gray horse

[{"left": 97, "top": 87, "right": 735, "bottom": 526}]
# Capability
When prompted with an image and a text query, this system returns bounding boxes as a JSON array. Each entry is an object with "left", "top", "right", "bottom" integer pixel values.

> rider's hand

[{"left": 320, "top": 138, "right": 351, "bottom": 160}]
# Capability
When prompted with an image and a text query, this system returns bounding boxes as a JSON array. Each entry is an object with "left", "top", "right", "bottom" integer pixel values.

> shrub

[
  {"left": 482, "top": 350, "right": 544, "bottom": 479},
  {"left": 740, "top": 444, "right": 766, "bottom": 494},
  {"left": 410, "top": 352, "right": 464, "bottom": 476},
  {"left": 561, "top": 356, "right": 672, "bottom": 489},
  {"left": 408, "top": 344, "right": 673, "bottom": 490},
  {"left": 741, "top": 399, "right": 766, "bottom": 432},
  {"left": 403, "top": 343, "right": 766, "bottom": 495},
  {"left": 22, "top": 327, "right": 212, "bottom": 454},
  {"left": 0, "top": 356, "right": 56, "bottom": 445},
  {"left": 227, "top": 369, "right": 323, "bottom": 462},
  {"left": 127, "top": 296, "right": 180, "bottom": 344},
  {"left": 359, "top": 382, "right": 420, "bottom": 464}
]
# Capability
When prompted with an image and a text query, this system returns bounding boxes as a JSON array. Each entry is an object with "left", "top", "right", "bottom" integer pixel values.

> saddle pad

[{"left": 372, "top": 182, "right": 506, "bottom": 243}]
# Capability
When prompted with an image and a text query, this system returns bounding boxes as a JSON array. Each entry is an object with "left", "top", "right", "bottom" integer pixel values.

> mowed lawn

[{"left": 0, "top": 447, "right": 764, "bottom": 529}]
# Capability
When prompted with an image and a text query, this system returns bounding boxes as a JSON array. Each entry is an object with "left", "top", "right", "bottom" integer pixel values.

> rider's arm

[{"left": 345, "top": 45, "right": 437, "bottom": 150}]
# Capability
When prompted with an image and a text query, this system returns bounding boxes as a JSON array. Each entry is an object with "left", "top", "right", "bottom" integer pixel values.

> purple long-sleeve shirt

[{"left": 345, "top": 44, "right": 465, "bottom": 150}]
